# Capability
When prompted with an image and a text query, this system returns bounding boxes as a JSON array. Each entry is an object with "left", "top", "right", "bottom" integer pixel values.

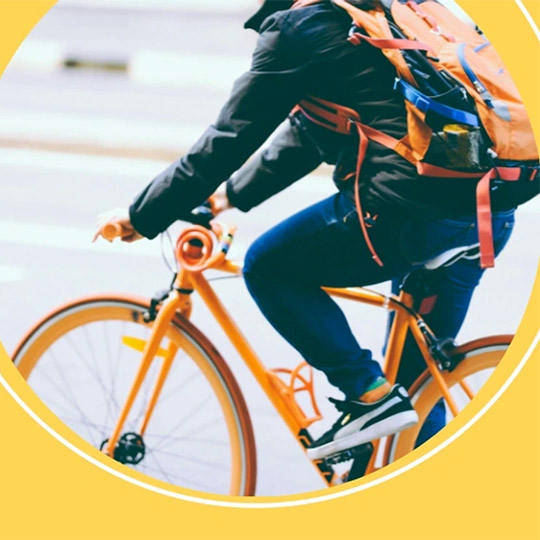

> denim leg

[
  {"left": 390, "top": 212, "right": 515, "bottom": 445},
  {"left": 243, "top": 193, "right": 413, "bottom": 398},
  {"left": 244, "top": 190, "right": 514, "bottom": 405}
]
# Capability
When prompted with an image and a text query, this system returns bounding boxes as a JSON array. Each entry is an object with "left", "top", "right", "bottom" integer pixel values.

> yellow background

[{"left": 0, "top": 1, "right": 539, "bottom": 538}]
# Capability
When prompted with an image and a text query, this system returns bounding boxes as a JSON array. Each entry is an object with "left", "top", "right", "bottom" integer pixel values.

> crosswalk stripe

[
  {"left": 0, "top": 220, "right": 252, "bottom": 261},
  {"left": 0, "top": 265, "right": 26, "bottom": 283},
  {"left": 0, "top": 221, "right": 161, "bottom": 257},
  {"left": 0, "top": 148, "right": 168, "bottom": 178}
]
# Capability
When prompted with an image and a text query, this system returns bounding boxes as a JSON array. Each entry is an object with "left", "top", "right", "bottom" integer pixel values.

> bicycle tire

[
  {"left": 12, "top": 294, "right": 257, "bottom": 496},
  {"left": 384, "top": 335, "right": 512, "bottom": 464}
]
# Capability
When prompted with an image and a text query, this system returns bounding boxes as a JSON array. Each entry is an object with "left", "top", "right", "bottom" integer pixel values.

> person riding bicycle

[
  {"left": 213, "top": 119, "right": 515, "bottom": 450},
  {"left": 96, "top": 0, "right": 538, "bottom": 460}
]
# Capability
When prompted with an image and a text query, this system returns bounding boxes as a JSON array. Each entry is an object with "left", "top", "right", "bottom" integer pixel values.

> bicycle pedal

[{"left": 323, "top": 443, "right": 372, "bottom": 466}]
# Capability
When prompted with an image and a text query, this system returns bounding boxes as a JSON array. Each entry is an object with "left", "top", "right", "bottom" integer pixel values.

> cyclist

[
  {"left": 212, "top": 120, "right": 514, "bottom": 449},
  {"left": 96, "top": 0, "right": 534, "bottom": 460}
]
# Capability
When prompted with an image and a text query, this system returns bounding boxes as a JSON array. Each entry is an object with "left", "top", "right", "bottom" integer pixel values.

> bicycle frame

[{"left": 103, "top": 228, "right": 461, "bottom": 487}]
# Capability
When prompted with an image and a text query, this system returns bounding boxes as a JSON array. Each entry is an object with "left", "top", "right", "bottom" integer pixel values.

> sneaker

[{"left": 306, "top": 385, "right": 418, "bottom": 461}]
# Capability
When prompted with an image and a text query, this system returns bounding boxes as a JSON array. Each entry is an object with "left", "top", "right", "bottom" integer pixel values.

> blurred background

[{"left": 0, "top": 0, "right": 537, "bottom": 495}]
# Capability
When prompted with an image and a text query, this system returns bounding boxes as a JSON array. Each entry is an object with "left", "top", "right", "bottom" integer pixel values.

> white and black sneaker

[{"left": 307, "top": 385, "right": 418, "bottom": 461}]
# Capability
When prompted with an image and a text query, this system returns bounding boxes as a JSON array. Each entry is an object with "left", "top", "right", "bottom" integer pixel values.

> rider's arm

[
  {"left": 225, "top": 118, "right": 323, "bottom": 212},
  {"left": 129, "top": 12, "right": 316, "bottom": 239}
]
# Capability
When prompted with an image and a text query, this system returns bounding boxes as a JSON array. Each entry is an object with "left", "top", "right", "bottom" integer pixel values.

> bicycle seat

[{"left": 423, "top": 244, "right": 480, "bottom": 270}]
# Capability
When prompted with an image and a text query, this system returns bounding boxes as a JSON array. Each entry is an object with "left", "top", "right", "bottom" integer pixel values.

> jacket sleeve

[
  {"left": 129, "top": 13, "right": 315, "bottom": 239},
  {"left": 225, "top": 117, "right": 323, "bottom": 212}
]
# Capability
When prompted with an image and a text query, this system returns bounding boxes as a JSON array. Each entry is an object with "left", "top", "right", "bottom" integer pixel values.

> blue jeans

[{"left": 243, "top": 192, "right": 515, "bottom": 401}]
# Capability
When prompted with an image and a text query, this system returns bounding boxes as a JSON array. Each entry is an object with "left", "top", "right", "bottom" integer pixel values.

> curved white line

[
  {"left": 1, "top": 0, "right": 539, "bottom": 509},
  {"left": 2, "top": 329, "right": 538, "bottom": 508},
  {"left": 515, "top": 0, "right": 540, "bottom": 41}
]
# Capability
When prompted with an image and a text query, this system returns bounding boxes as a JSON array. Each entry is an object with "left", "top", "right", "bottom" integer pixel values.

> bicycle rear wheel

[
  {"left": 12, "top": 294, "right": 257, "bottom": 496},
  {"left": 384, "top": 335, "right": 512, "bottom": 463}
]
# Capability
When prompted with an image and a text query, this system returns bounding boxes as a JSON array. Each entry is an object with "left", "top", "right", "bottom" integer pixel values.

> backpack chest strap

[{"left": 297, "top": 96, "right": 416, "bottom": 164}]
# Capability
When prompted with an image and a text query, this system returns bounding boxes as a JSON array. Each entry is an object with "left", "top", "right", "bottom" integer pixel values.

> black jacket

[{"left": 129, "top": 1, "right": 524, "bottom": 239}]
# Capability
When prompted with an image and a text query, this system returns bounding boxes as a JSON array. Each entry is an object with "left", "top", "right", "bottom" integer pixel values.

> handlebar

[
  {"left": 98, "top": 203, "right": 216, "bottom": 241},
  {"left": 97, "top": 202, "right": 236, "bottom": 273},
  {"left": 100, "top": 222, "right": 126, "bottom": 242}
]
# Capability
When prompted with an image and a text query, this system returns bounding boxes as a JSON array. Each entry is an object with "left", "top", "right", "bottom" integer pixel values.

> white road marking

[
  {"left": 8, "top": 38, "right": 249, "bottom": 92},
  {"left": 129, "top": 51, "right": 248, "bottom": 90},
  {"left": 0, "top": 148, "right": 168, "bottom": 178},
  {"left": 0, "top": 221, "right": 161, "bottom": 257},
  {"left": 0, "top": 107, "right": 205, "bottom": 154},
  {"left": 0, "top": 265, "right": 25, "bottom": 283},
  {"left": 0, "top": 219, "right": 251, "bottom": 261},
  {"left": 7, "top": 40, "right": 64, "bottom": 73},
  {"left": 0, "top": 147, "right": 334, "bottom": 194}
]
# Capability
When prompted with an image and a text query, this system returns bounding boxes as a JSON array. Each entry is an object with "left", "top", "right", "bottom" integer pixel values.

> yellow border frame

[{"left": 0, "top": 1, "right": 539, "bottom": 538}]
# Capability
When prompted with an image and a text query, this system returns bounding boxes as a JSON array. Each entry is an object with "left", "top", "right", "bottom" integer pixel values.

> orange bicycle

[{"left": 11, "top": 206, "right": 511, "bottom": 496}]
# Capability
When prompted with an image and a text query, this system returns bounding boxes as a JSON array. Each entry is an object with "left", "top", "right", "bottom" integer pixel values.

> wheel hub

[{"left": 100, "top": 432, "right": 146, "bottom": 465}]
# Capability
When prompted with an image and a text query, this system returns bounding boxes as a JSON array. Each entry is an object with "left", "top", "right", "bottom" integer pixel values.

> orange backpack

[{"left": 296, "top": 0, "right": 539, "bottom": 268}]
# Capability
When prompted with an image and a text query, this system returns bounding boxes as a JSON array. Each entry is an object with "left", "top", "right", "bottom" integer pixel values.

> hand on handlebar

[
  {"left": 92, "top": 207, "right": 143, "bottom": 243},
  {"left": 208, "top": 183, "right": 233, "bottom": 216},
  {"left": 93, "top": 184, "right": 232, "bottom": 244}
]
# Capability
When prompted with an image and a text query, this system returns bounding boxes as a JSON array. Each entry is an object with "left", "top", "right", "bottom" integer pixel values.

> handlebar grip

[{"left": 101, "top": 222, "right": 124, "bottom": 241}]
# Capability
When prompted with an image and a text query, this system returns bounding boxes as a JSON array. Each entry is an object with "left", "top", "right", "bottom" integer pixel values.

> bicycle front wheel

[
  {"left": 384, "top": 335, "right": 512, "bottom": 464},
  {"left": 12, "top": 294, "right": 257, "bottom": 496}
]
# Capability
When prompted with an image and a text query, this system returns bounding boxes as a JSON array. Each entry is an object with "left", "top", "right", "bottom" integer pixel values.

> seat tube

[
  {"left": 408, "top": 320, "right": 460, "bottom": 416},
  {"left": 384, "top": 291, "right": 415, "bottom": 385}
]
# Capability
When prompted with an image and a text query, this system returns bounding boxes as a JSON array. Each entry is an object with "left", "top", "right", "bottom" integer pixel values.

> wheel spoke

[
  {"left": 16, "top": 299, "right": 254, "bottom": 495},
  {"left": 385, "top": 340, "right": 509, "bottom": 466},
  {"left": 149, "top": 393, "right": 214, "bottom": 452},
  {"left": 47, "top": 349, "right": 98, "bottom": 445}
]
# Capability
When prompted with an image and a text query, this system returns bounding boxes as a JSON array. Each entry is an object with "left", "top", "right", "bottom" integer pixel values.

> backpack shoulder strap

[{"left": 332, "top": 0, "right": 417, "bottom": 83}]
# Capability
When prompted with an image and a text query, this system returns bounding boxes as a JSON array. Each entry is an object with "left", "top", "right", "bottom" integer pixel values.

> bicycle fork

[{"left": 104, "top": 292, "right": 182, "bottom": 458}]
